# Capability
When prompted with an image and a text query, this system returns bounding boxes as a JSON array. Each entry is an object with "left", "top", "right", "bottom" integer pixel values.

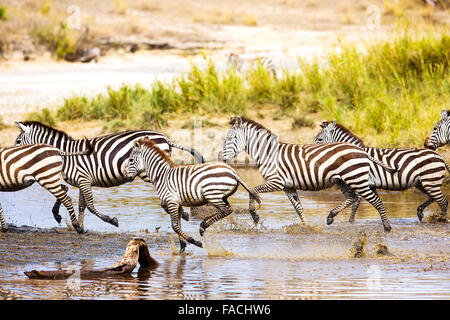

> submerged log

[{"left": 24, "top": 238, "right": 158, "bottom": 279}]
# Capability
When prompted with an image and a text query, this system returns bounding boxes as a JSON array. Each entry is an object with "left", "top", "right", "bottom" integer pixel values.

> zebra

[
  {"left": 222, "top": 116, "right": 399, "bottom": 232},
  {"left": 314, "top": 120, "right": 449, "bottom": 223},
  {"left": 227, "top": 53, "right": 276, "bottom": 75},
  {"left": 14, "top": 121, "right": 205, "bottom": 230},
  {"left": 425, "top": 110, "right": 450, "bottom": 151},
  {"left": 125, "top": 137, "right": 261, "bottom": 253},
  {"left": 0, "top": 143, "right": 91, "bottom": 233}
]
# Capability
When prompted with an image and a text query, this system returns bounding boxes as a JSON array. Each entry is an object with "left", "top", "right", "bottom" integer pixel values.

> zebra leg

[
  {"left": 162, "top": 201, "right": 189, "bottom": 221},
  {"left": 166, "top": 202, "right": 202, "bottom": 253},
  {"left": 249, "top": 180, "right": 284, "bottom": 224},
  {"left": 199, "top": 199, "right": 233, "bottom": 236},
  {"left": 0, "top": 203, "right": 7, "bottom": 232},
  {"left": 78, "top": 181, "right": 119, "bottom": 227},
  {"left": 414, "top": 181, "right": 436, "bottom": 222},
  {"left": 327, "top": 181, "right": 360, "bottom": 225},
  {"left": 352, "top": 185, "right": 391, "bottom": 232},
  {"left": 285, "top": 189, "right": 306, "bottom": 224},
  {"left": 422, "top": 185, "right": 448, "bottom": 222},
  {"left": 78, "top": 190, "right": 87, "bottom": 230},
  {"left": 51, "top": 184, "right": 68, "bottom": 224},
  {"left": 417, "top": 197, "right": 434, "bottom": 222},
  {"left": 45, "top": 185, "right": 83, "bottom": 233},
  {"left": 348, "top": 197, "right": 362, "bottom": 224}
]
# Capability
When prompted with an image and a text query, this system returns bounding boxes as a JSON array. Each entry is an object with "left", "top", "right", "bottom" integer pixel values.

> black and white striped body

[
  {"left": 0, "top": 144, "right": 82, "bottom": 232},
  {"left": 222, "top": 116, "right": 394, "bottom": 231},
  {"left": 314, "top": 120, "right": 448, "bottom": 222},
  {"left": 14, "top": 121, "right": 205, "bottom": 230},
  {"left": 425, "top": 110, "right": 450, "bottom": 151},
  {"left": 228, "top": 53, "right": 276, "bottom": 75},
  {"left": 125, "top": 138, "right": 260, "bottom": 253}
]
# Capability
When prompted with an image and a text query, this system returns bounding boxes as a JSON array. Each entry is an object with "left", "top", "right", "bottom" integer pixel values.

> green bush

[
  {"left": 34, "top": 21, "right": 76, "bottom": 59},
  {"left": 26, "top": 108, "right": 56, "bottom": 126},
  {"left": 0, "top": 6, "right": 7, "bottom": 21}
]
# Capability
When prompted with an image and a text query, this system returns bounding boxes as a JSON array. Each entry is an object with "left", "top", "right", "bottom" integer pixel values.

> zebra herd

[{"left": 0, "top": 111, "right": 448, "bottom": 252}]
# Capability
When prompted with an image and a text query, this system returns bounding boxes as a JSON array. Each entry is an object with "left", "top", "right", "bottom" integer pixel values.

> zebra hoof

[
  {"left": 74, "top": 225, "right": 85, "bottom": 234},
  {"left": 54, "top": 214, "right": 62, "bottom": 224},
  {"left": 199, "top": 221, "right": 206, "bottom": 237},
  {"left": 179, "top": 241, "right": 186, "bottom": 254},
  {"left": 251, "top": 213, "right": 260, "bottom": 225},
  {"left": 417, "top": 211, "right": 424, "bottom": 222},
  {"left": 383, "top": 224, "right": 392, "bottom": 232},
  {"left": 182, "top": 211, "right": 190, "bottom": 222},
  {"left": 326, "top": 216, "right": 334, "bottom": 225},
  {"left": 110, "top": 217, "right": 119, "bottom": 227},
  {"left": 193, "top": 240, "right": 203, "bottom": 248}
]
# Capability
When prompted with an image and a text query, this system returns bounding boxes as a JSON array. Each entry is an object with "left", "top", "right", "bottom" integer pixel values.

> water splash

[{"left": 202, "top": 231, "right": 233, "bottom": 257}]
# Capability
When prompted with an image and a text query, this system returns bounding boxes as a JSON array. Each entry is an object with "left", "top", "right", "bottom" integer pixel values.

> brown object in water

[{"left": 24, "top": 238, "right": 159, "bottom": 280}]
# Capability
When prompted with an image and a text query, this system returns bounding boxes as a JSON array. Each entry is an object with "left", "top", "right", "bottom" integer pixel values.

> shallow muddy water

[{"left": 0, "top": 168, "right": 449, "bottom": 300}]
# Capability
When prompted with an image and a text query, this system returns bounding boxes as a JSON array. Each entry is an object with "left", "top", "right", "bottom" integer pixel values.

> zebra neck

[
  {"left": 43, "top": 133, "right": 86, "bottom": 152},
  {"left": 145, "top": 161, "right": 171, "bottom": 187},
  {"left": 246, "top": 130, "right": 280, "bottom": 179}
]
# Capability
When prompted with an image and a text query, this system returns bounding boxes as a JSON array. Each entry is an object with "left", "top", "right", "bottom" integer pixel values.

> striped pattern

[
  {"left": 222, "top": 116, "right": 394, "bottom": 231},
  {"left": 228, "top": 53, "right": 276, "bottom": 75},
  {"left": 0, "top": 144, "right": 82, "bottom": 232},
  {"left": 125, "top": 137, "right": 261, "bottom": 253},
  {"left": 314, "top": 120, "right": 448, "bottom": 222},
  {"left": 14, "top": 121, "right": 205, "bottom": 230},
  {"left": 425, "top": 110, "right": 450, "bottom": 151}
]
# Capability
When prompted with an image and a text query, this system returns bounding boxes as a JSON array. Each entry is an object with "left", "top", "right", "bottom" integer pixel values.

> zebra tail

[
  {"left": 162, "top": 137, "right": 206, "bottom": 164},
  {"left": 234, "top": 173, "right": 262, "bottom": 209},
  {"left": 367, "top": 155, "right": 397, "bottom": 174},
  {"left": 59, "top": 137, "right": 94, "bottom": 156}
]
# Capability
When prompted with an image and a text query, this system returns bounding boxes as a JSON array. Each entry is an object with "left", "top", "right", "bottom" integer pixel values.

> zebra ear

[
  {"left": 133, "top": 140, "right": 141, "bottom": 149},
  {"left": 320, "top": 121, "right": 329, "bottom": 129},
  {"left": 441, "top": 110, "right": 449, "bottom": 119},
  {"left": 230, "top": 115, "right": 242, "bottom": 128},
  {"left": 15, "top": 122, "right": 30, "bottom": 134}
]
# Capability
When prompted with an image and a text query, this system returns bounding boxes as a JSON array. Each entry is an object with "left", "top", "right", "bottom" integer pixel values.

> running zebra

[
  {"left": 222, "top": 116, "right": 397, "bottom": 231},
  {"left": 228, "top": 53, "right": 276, "bottom": 75},
  {"left": 125, "top": 137, "right": 261, "bottom": 253},
  {"left": 425, "top": 110, "right": 450, "bottom": 151},
  {"left": 14, "top": 121, "right": 205, "bottom": 230},
  {"left": 314, "top": 120, "right": 448, "bottom": 223},
  {"left": 0, "top": 143, "right": 88, "bottom": 232}
]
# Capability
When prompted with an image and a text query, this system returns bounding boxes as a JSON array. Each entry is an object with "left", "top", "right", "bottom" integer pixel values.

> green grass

[
  {"left": 0, "top": 116, "right": 6, "bottom": 130},
  {"left": 0, "top": 6, "right": 7, "bottom": 21},
  {"left": 33, "top": 21, "right": 77, "bottom": 59},
  {"left": 26, "top": 28, "right": 450, "bottom": 147}
]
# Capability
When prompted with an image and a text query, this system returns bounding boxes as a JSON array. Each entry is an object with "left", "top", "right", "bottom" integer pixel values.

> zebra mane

[
  {"left": 332, "top": 122, "right": 366, "bottom": 148},
  {"left": 229, "top": 116, "right": 272, "bottom": 134},
  {"left": 20, "top": 121, "right": 75, "bottom": 141},
  {"left": 138, "top": 138, "right": 175, "bottom": 167}
]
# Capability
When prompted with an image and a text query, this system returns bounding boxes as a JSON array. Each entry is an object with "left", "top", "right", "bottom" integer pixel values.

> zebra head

[
  {"left": 424, "top": 110, "right": 450, "bottom": 150},
  {"left": 14, "top": 122, "right": 33, "bottom": 145},
  {"left": 222, "top": 116, "right": 246, "bottom": 161},
  {"left": 125, "top": 139, "right": 146, "bottom": 180},
  {"left": 313, "top": 120, "right": 337, "bottom": 144}
]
